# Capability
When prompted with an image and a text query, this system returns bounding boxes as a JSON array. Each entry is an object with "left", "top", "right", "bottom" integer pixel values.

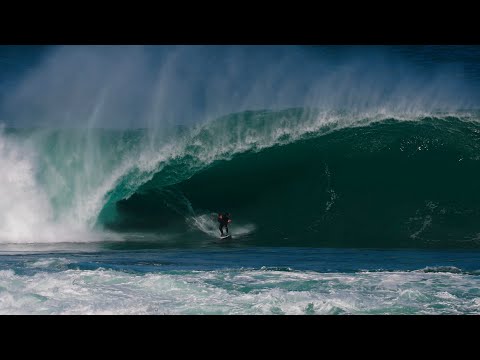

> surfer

[{"left": 218, "top": 213, "right": 232, "bottom": 236}]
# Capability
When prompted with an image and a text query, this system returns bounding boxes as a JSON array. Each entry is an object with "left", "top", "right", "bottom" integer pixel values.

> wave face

[
  {"left": 2, "top": 108, "right": 480, "bottom": 247},
  {"left": 99, "top": 110, "right": 480, "bottom": 248}
]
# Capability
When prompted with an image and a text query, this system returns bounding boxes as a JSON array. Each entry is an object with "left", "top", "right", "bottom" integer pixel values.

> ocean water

[
  {"left": 1, "top": 45, "right": 480, "bottom": 314},
  {"left": 1, "top": 246, "right": 480, "bottom": 314}
]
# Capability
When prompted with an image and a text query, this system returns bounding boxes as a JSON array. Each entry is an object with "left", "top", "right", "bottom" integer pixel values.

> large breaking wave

[{"left": 2, "top": 108, "right": 480, "bottom": 248}]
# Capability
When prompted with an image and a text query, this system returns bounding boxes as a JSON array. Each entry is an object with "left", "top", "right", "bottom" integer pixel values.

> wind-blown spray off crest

[{"left": 3, "top": 45, "right": 478, "bottom": 129}]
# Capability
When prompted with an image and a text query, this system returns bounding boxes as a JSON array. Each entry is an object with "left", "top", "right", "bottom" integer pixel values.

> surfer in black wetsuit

[{"left": 218, "top": 213, "right": 231, "bottom": 236}]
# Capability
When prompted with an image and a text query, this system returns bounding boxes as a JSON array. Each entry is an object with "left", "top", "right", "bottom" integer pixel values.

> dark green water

[{"left": 97, "top": 112, "right": 480, "bottom": 249}]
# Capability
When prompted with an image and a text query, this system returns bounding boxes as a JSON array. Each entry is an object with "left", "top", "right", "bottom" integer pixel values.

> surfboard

[{"left": 220, "top": 234, "right": 232, "bottom": 239}]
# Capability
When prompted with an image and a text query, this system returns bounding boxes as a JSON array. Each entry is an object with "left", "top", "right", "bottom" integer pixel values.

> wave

[
  {"left": 101, "top": 110, "right": 480, "bottom": 248},
  {"left": 2, "top": 108, "right": 480, "bottom": 247}
]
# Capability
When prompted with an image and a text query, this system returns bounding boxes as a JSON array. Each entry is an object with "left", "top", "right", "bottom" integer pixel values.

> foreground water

[{"left": 1, "top": 245, "right": 479, "bottom": 314}]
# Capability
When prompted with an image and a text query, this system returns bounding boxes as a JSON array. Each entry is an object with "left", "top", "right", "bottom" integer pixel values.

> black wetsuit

[{"left": 218, "top": 214, "right": 230, "bottom": 236}]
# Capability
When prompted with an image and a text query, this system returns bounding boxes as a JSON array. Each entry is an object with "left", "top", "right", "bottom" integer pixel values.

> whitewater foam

[
  {"left": 0, "top": 128, "right": 117, "bottom": 243},
  {"left": 1, "top": 267, "right": 479, "bottom": 314}
]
